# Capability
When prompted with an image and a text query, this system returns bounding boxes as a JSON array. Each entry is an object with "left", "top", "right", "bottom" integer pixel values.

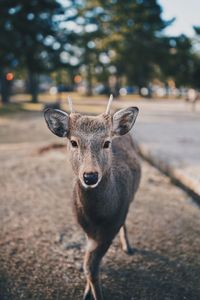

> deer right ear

[{"left": 44, "top": 108, "right": 69, "bottom": 137}]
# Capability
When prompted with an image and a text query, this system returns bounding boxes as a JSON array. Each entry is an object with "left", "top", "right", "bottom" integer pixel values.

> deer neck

[{"left": 75, "top": 169, "right": 120, "bottom": 223}]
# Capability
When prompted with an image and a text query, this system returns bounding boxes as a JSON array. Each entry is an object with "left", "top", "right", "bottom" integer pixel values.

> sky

[{"left": 158, "top": 0, "right": 200, "bottom": 37}]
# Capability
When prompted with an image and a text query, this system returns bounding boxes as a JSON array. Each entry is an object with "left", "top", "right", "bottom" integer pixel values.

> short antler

[
  {"left": 68, "top": 96, "right": 75, "bottom": 113},
  {"left": 105, "top": 94, "right": 113, "bottom": 114}
]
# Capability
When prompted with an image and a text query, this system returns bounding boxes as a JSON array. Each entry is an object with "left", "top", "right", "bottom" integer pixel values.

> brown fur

[{"left": 44, "top": 107, "right": 141, "bottom": 300}]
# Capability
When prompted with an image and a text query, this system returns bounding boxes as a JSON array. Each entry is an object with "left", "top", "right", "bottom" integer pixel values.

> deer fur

[{"left": 44, "top": 101, "right": 141, "bottom": 300}]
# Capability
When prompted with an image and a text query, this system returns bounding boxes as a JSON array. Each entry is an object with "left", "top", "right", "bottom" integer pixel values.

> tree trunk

[
  {"left": 28, "top": 71, "right": 39, "bottom": 103},
  {"left": 165, "top": 82, "right": 169, "bottom": 98},
  {"left": 0, "top": 74, "right": 11, "bottom": 104},
  {"left": 113, "top": 76, "right": 121, "bottom": 98},
  {"left": 103, "top": 82, "right": 111, "bottom": 96},
  {"left": 138, "top": 85, "right": 143, "bottom": 96},
  {"left": 86, "top": 64, "right": 93, "bottom": 96},
  {"left": 147, "top": 84, "right": 152, "bottom": 98}
]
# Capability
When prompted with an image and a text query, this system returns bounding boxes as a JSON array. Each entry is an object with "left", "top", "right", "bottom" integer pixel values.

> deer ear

[
  {"left": 112, "top": 107, "right": 139, "bottom": 136},
  {"left": 44, "top": 108, "right": 69, "bottom": 137}
]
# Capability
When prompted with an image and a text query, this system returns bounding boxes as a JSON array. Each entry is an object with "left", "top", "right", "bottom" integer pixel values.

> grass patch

[
  {"left": 0, "top": 102, "right": 44, "bottom": 116},
  {"left": 0, "top": 103, "right": 25, "bottom": 115},
  {"left": 0, "top": 92, "right": 142, "bottom": 116}
]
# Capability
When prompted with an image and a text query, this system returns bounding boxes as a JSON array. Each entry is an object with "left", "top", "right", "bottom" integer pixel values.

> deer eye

[
  {"left": 70, "top": 140, "right": 78, "bottom": 148},
  {"left": 103, "top": 141, "right": 111, "bottom": 149}
]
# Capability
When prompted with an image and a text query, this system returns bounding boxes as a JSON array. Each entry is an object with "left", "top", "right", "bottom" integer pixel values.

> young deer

[{"left": 44, "top": 96, "right": 141, "bottom": 300}]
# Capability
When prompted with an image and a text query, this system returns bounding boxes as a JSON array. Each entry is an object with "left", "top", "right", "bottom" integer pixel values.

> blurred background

[
  {"left": 0, "top": 0, "right": 200, "bottom": 109},
  {"left": 1, "top": 1, "right": 200, "bottom": 300}
]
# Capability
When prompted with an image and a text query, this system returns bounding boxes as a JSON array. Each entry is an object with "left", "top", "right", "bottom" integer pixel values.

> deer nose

[{"left": 83, "top": 172, "right": 98, "bottom": 186}]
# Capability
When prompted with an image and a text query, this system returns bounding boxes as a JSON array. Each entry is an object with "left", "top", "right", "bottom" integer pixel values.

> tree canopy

[{"left": 0, "top": 0, "right": 200, "bottom": 103}]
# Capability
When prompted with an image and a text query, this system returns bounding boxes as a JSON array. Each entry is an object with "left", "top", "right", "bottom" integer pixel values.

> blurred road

[
  {"left": 130, "top": 99, "right": 200, "bottom": 198},
  {"left": 0, "top": 110, "right": 200, "bottom": 299}
]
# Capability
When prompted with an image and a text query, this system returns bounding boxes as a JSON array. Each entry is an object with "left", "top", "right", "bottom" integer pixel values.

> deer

[{"left": 44, "top": 95, "right": 141, "bottom": 300}]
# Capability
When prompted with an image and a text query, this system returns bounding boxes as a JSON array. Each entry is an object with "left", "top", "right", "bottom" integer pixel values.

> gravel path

[{"left": 0, "top": 111, "right": 200, "bottom": 300}]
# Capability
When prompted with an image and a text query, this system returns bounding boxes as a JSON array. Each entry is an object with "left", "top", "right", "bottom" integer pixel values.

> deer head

[{"left": 44, "top": 96, "right": 139, "bottom": 189}]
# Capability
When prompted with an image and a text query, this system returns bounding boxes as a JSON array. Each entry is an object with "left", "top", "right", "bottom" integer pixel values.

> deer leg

[
  {"left": 83, "top": 238, "right": 111, "bottom": 300},
  {"left": 119, "top": 224, "right": 133, "bottom": 255},
  {"left": 83, "top": 281, "right": 92, "bottom": 300}
]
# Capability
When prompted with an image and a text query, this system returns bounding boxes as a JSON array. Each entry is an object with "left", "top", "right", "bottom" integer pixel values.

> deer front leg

[
  {"left": 119, "top": 224, "right": 133, "bottom": 255},
  {"left": 83, "top": 238, "right": 111, "bottom": 300}
]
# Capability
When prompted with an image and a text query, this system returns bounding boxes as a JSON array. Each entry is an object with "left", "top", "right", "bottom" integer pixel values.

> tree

[
  {"left": 190, "top": 26, "right": 200, "bottom": 89},
  {"left": 73, "top": 1, "right": 109, "bottom": 95},
  {"left": 162, "top": 35, "right": 194, "bottom": 87},
  {"left": 13, "top": 0, "right": 66, "bottom": 103},
  {"left": 73, "top": 0, "right": 174, "bottom": 96},
  {"left": 0, "top": 1, "right": 20, "bottom": 103},
  {"left": 0, "top": 0, "right": 67, "bottom": 103}
]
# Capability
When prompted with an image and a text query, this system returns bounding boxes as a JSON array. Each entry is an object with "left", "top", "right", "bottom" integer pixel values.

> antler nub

[
  {"left": 68, "top": 96, "right": 75, "bottom": 113},
  {"left": 105, "top": 94, "right": 113, "bottom": 114}
]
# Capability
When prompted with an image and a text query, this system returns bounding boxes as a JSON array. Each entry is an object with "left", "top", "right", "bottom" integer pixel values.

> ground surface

[
  {"left": 132, "top": 99, "right": 200, "bottom": 197},
  {"left": 1, "top": 110, "right": 200, "bottom": 300}
]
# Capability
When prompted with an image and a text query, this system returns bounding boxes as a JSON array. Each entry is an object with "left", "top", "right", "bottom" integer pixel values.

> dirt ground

[{"left": 0, "top": 112, "right": 200, "bottom": 300}]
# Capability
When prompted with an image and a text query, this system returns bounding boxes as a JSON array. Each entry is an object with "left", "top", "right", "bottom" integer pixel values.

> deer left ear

[
  {"left": 112, "top": 107, "right": 139, "bottom": 136},
  {"left": 44, "top": 108, "right": 69, "bottom": 137}
]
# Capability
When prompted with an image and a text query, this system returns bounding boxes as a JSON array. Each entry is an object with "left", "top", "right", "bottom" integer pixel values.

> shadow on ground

[{"left": 103, "top": 248, "right": 200, "bottom": 300}]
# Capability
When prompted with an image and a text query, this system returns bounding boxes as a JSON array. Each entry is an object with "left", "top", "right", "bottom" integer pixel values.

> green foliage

[
  {"left": 74, "top": 0, "right": 176, "bottom": 92},
  {"left": 0, "top": 0, "right": 67, "bottom": 72},
  {"left": 75, "top": 0, "right": 200, "bottom": 91},
  {"left": 0, "top": 0, "right": 75, "bottom": 102},
  {"left": 0, "top": 0, "right": 200, "bottom": 103},
  {"left": 100, "top": 0, "right": 173, "bottom": 86},
  {"left": 162, "top": 35, "right": 194, "bottom": 87}
]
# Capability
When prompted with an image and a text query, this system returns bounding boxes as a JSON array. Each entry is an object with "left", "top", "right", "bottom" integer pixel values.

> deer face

[
  {"left": 67, "top": 114, "right": 112, "bottom": 188},
  {"left": 44, "top": 106, "right": 138, "bottom": 189}
]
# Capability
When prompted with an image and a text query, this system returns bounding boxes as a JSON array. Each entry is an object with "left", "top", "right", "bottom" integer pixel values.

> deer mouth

[{"left": 81, "top": 181, "right": 101, "bottom": 189}]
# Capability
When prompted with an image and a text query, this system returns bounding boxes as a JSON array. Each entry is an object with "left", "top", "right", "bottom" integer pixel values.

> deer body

[{"left": 44, "top": 102, "right": 141, "bottom": 300}]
